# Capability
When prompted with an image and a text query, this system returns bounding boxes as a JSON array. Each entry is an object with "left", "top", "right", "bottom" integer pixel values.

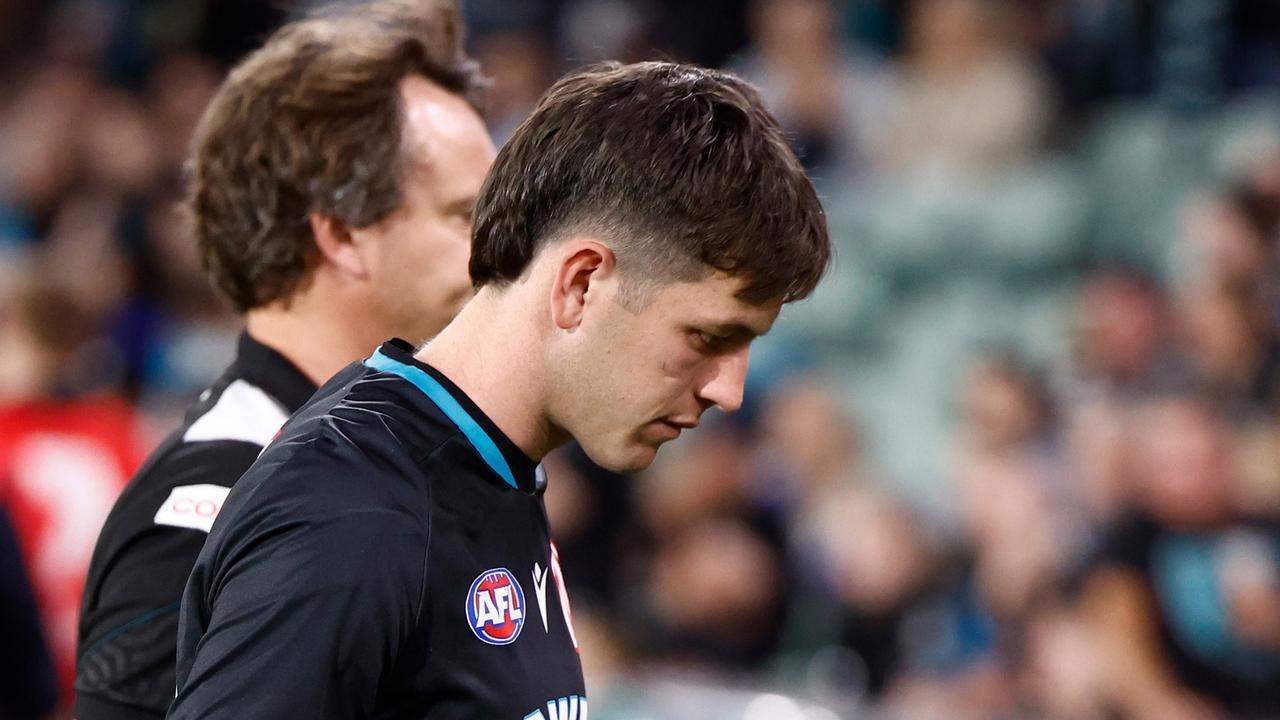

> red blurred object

[{"left": 0, "top": 398, "right": 145, "bottom": 700}]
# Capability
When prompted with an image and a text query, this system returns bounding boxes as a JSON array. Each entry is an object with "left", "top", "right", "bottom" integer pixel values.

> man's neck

[
  {"left": 416, "top": 290, "right": 560, "bottom": 461},
  {"left": 244, "top": 297, "right": 372, "bottom": 388}
]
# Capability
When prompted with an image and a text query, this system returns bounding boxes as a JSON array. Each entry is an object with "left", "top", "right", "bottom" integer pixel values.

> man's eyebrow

[
  {"left": 707, "top": 322, "right": 767, "bottom": 341},
  {"left": 443, "top": 196, "right": 477, "bottom": 215}
]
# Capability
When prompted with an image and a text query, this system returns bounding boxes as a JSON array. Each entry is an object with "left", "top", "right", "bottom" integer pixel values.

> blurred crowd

[{"left": 3, "top": 0, "right": 1280, "bottom": 718}]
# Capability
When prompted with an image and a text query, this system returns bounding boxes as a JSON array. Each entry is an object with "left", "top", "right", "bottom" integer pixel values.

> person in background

[
  {"left": 1084, "top": 395, "right": 1280, "bottom": 720},
  {"left": 0, "top": 274, "right": 146, "bottom": 706},
  {"left": 733, "top": 0, "right": 891, "bottom": 180},
  {"left": 875, "top": 0, "right": 1052, "bottom": 179},
  {"left": 75, "top": 1, "right": 495, "bottom": 717}
]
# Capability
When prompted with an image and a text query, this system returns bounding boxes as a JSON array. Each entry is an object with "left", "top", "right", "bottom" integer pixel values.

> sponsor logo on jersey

[
  {"left": 153, "top": 484, "right": 232, "bottom": 533},
  {"left": 532, "top": 562, "right": 550, "bottom": 632},
  {"left": 466, "top": 568, "right": 525, "bottom": 645}
]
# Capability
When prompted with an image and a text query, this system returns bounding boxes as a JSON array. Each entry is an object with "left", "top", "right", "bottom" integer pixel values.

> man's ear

[
  {"left": 309, "top": 213, "right": 368, "bottom": 279},
  {"left": 550, "top": 240, "right": 616, "bottom": 331}
]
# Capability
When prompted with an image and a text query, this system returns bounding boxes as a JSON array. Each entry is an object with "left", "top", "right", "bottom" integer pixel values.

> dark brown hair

[
  {"left": 470, "top": 61, "right": 830, "bottom": 306},
  {"left": 187, "top": 0, "right": 486, "bottom": 312}
]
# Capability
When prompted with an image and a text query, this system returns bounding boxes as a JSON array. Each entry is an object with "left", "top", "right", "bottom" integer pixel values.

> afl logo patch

[{"left": 466, "top": 568, "right": 526, "bottom": 645}]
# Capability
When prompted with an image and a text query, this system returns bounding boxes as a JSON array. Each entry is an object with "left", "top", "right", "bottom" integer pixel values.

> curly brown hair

[
  {"left": 186, "top": 0, "right": 487, "bottom": 313},
  {"left": 470, "top": 61, "right": 829, "bottom": 307}
]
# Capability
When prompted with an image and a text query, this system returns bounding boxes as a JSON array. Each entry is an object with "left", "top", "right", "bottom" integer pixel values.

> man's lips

[{"left": 655, "top": 418, "right": 698, "bottom": 438}]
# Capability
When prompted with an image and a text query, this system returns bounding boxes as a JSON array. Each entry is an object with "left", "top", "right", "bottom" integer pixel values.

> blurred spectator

[
  {"left": 123, "top": 187, "right": 239, "bottom": 413},
  {"left": 637, "top": 424, "right": 756, "bottom": 540},
  {"left": 957, "top": 453, "right": 1070, "bottom": 622},
  {"left": 0, "top": 264, "right": 99, "bottom": 401},
  {"left": 79, "top": 88, "right": 161, "bottom": 197},
  {"left": 1017, "top": 599, "right": 1109, "bottom": 720},
  {"left": 782, "top": 486, "right": 968, "bottom": 704},
  {"left": 633, "top": 424, "right": 787, "bottom": 670},
  {"left": 0, "top": 276, "right": 146, "bottom": 702},
  {"left": 145, "top": 54, "right": 222, "bottom": 171},
  {"left": 473, "top": 29, "right": 554, "bottom": 143},
  {"left": 542, "top": 443, "right": 639, "bottom": 610},
  {"left": 1180, "top": 189, "right": 1273, "bottom": 292},
  {"left": 1219, "top": 151, "right": 1280, "bottom": 332},
  {"left": 956, "top": 353, "right": 1055, "bottom": 463},
  {"left": 1059, "top": 269, "right": 1193, "bottom": 525},
  {"left": 1063, "top": 395, "right": 1131, "bottom": 524},
  {"left": 648, "top": 516, "right": 783, "bottom": 668},
  {"left": 557, "top": 0, "right": 657, "bottom": 65},
  {"left": 1233, "top": 415, "right": 1280, "bottom": 519},
  {"left": 1084, "top": 395, "right": 1280, "bottom": 719},
  {"left": 1066, "top": 266, "right": 1191, "bottom": 405},
  {"left": 761, "top": 377, "right": 1008, "bottom": 711},
  {"left": 753, "top": 376, "right": 867, "bottom": 531},
  {"left": 1178, "top": 279, "right": 1280, "bottom": 419},
  {"left": 875, "top": 0, "right": 1054, "bottom": 180},
  {"left": 953, "top": 355, "right": 1086, "bottom": 614},
  {"left": 1, "top": 63, "right": 94, "bottom": 233},
  {"left": 733, "top": 0, "right": 891, "bottom": 179},
  {"left": 41, "top": 194, "right": 131, "bottom": 320},
  {"left": 41, "top": 0, "right": 118, "bottom": 72}
]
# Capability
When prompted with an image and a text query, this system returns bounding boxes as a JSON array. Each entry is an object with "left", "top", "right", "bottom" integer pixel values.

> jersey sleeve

[
  {"left": 76, "top": 440, "right": 264, "bottom": 720},
  {"left": 169, "top": 467, "right": 428, "bottom": 720}
]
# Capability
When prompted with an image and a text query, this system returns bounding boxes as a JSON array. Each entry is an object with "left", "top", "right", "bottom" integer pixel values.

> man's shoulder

[
  {"left": 82, "top": 430, "right": 259, "bottom": 600},
  {"left": 271, "top": 363, "right": 461, "bottom": 482},
  {"left": 100, "top": 371, "right": 288, "bottom": 539},
  {"left": 239, "top": 411, "right": 432, "bottom": 511},
  {"left": 76, "top": 379, "right": 283, "bottom": 713},
  {"left": 198, "top": 360, "right": 465, "bottom": 539},
  {"left": 180, "top": 377, "right": 291, "bottom": 446},
  {"left": 191, "top": 423, "right": 435, "bottom": 590}
]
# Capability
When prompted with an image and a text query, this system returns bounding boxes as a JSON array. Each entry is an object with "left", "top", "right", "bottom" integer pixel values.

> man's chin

[{"left": 584, "top": 442, "right": 660, "bottom": 475}]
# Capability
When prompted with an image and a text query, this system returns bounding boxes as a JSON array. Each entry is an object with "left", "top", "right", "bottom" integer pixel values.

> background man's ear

[
  {"left": 309, "top": 213, "right": 368, "bottom": 279},
  {"left": 550, "top": 241, "right": 615, "bottom": 331}
]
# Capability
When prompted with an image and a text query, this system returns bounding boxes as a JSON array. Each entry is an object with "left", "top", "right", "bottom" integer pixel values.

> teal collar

[{"left": 365, "top": 344, "right": 528, "bottom": 490}]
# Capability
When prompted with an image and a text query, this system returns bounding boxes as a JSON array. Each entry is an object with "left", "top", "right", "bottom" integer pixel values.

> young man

[
  {"left": 75, "top": 3, "right": 495, "bottom": 718},
  {"left": 170, "top": 61, "right": 831, "bottom": 719}
]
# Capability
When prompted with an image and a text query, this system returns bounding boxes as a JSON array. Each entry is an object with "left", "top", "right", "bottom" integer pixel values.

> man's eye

[{"left": 694, "top": 331, "right": 729, "bottom": 352}]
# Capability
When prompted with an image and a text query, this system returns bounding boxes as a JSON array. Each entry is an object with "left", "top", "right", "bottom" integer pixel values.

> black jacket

[{"left": 76, "top": 333, "right": 317, "bottom": 720}]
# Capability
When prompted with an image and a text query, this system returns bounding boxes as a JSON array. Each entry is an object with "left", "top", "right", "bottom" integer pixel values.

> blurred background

[{"left": 2, "top": 0, "right": 1280, "bottom": 718}]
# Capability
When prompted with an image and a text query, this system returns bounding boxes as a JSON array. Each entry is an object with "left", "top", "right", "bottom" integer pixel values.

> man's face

[
  {"left": 358, "top": 75, "right": 496, "bottom": 345},
  {"left": 554, "top": 271, "right": 781, "bottom": 473}
]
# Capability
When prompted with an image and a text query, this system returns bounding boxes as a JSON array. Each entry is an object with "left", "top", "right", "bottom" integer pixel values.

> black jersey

[
  {"left": 170, "top": 339, "right": 586, "bottom": 720},
  {"left": 76, "top": 333, "right": 317, "bottom": 720}
]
